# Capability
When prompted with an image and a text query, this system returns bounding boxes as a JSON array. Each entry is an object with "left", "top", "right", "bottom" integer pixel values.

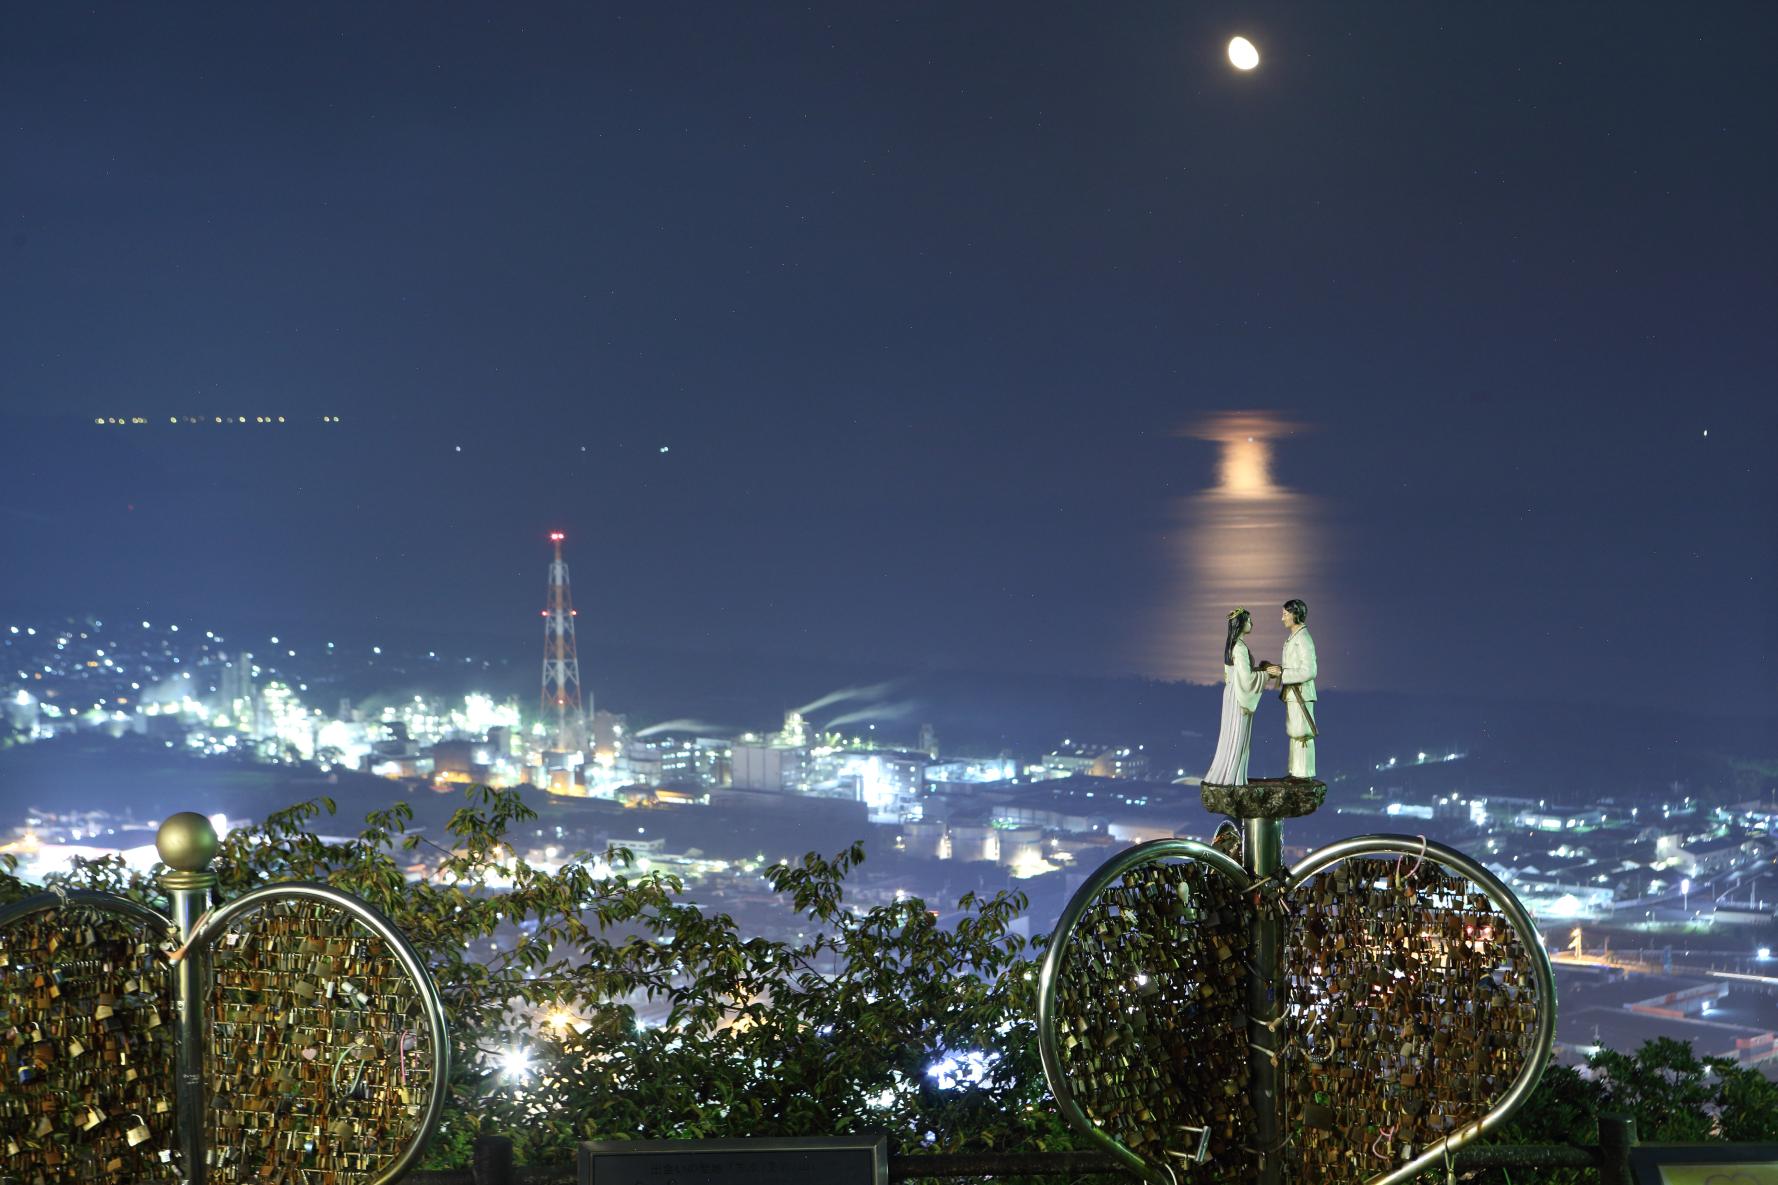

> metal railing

[{"left": 409, "top": 1114, "right": 1645, "bottom": 1184}]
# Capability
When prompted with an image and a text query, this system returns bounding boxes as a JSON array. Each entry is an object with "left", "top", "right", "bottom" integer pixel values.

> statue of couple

[{"left": 1202, "top": 598, "right": 1318, "bottom": 786}]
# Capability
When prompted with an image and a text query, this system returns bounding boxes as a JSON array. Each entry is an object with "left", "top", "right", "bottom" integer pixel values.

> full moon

[{"left": 1228, "top": 36, "right": 1259, "bottom": 70}]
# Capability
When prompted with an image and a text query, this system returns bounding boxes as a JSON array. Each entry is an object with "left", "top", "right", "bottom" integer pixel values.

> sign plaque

[
  {"left": 577, "top": 1135, "right": 887, "bottom": 1185},
  {"left": 1629, "top": 1145, "right": 1778, "bottom": 1185}
]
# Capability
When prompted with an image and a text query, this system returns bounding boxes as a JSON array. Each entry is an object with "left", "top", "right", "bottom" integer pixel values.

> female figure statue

[{"left": 1203, "top": 608, "right": 1271, "bottom": 787}]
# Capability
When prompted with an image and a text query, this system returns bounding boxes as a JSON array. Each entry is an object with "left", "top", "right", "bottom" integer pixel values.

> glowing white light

[
  {"left": 1759, "top": 948, "right": 1771, "bottom": 960},
  {"left": 927, "top": 1049, "right": 998, "bottom": 1090},
  {"left": 1228, "top": 36, "right": 1259, "bottom": 70},
  {"left": 497, "top": 1047, "right": 533, "bottom": 1081}
]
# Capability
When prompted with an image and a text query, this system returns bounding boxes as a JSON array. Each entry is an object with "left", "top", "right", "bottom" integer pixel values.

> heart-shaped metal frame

[
  {"left": 1037, "top": 838, "right": 1252, "bottom": 1181},
  {"left": 186, "top": 882, "right": 451, "bottom": 1185},
  {"left": 1038, "top": 833, "right": 1555, "bottom": 1184},
  {"left": 0, "top": 892, "right": 182, "bottom": 1184},
  {"left": 0, "top": 883, "right": 449, "bottom": 1185},
  {"left": 1284, "top": 835, "right": 1555, "bottom": 1185}
]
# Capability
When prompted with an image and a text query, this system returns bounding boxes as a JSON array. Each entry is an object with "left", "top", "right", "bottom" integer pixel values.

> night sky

[{"left": 2, "top": 3, "right": 1773, "bottom": 713}]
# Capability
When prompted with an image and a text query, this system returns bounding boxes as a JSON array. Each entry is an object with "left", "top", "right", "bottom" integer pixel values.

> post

[
  {"left": 1203, "top": 777, "right": 1325, "bottom": 1185},
  {"left": 1597, "top": 1113, "right": 1639, "bottom": 1185},
  {"left": 157, "top": 812, "right": 220, "bottom": 1185},
  {"left": 473, "top": 1134, "right": 517, "bottom": 1185},
  {"left": 1243, "top": 814, "right": 1284, "bottom": 1185}
]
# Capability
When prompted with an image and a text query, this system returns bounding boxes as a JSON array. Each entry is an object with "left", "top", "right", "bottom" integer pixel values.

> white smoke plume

[
  {"left": 824, "top": 700, "right": 920, "bottom": 729},
  {"left": 794, "top": 681, "right": 898, "bottom": 716},
  {"left": 633, "top": 718, "right": 728, "bottom": 738}
]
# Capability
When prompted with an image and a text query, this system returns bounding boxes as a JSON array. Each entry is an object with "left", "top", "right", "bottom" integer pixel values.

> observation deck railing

[{"left": 410, "top": 1114, "right": 1649, "bottom": 1184}]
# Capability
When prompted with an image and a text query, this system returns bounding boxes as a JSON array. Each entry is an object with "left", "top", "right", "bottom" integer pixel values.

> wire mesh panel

[
  {"left": 0, "top": 900, "right": 179, "bottom": 1184},
  {"left": 1043, "top": 850, "right": 1255, "bottom": 1183},
  {"left": 1286, "top": 854, "right": 1548, "bottom": 1185},
  {"left": 203, "top": 896, "right": 440, "bottom": 1185}
]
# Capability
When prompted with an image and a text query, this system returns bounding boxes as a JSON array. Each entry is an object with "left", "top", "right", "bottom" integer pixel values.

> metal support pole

[
  {"left": 1597, "top": 1113, "right": 1639, "bottom": 1185},
  {"left": 473, "top": 1135, "right": 516, "bottom": 1185},
  {"left": 157, "top": 812, "right": 221, "bottom": 1185},
  {"left": 1243, "top": 815, "right": 1284, "bottom": 1185}
]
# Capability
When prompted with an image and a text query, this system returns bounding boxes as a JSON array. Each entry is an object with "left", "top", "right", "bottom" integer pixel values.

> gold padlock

[
  {"left": 126, "top": 1114, "right": 152, "bottom": 1147},
  {"left": 81, "top": 1105, "right": 105, "bottom": 1131}
]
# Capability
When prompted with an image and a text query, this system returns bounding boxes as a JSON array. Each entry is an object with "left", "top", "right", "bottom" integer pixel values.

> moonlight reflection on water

[{"left": 1145, "top": 412, "right": 1332, "bottom": 686}]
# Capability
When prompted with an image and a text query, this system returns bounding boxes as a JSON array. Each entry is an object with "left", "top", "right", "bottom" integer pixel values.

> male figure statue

[{"left": 1263, "top": 599, "right": 1317, "bottom": 779}]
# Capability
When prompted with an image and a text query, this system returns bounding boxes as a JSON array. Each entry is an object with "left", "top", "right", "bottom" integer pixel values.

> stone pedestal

[{"left": 1201, "top": 776, "right": 1326, "bottom": 820}]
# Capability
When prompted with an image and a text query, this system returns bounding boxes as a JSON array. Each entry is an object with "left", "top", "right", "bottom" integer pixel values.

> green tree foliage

[
  {"left": 0, "top": 788, "right": 1066, "bottom": 1166},
  {"left": 1474, "top": 1038, "right": 1778, "bottom": 1184},
  {"left": 5, "top": 787, "right": 1778, "bottom": 1177}
]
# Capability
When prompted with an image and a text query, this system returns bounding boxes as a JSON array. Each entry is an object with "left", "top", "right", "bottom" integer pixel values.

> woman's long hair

[{"left": 1223, "top": 609, "right": 1251, "bottom": 667}]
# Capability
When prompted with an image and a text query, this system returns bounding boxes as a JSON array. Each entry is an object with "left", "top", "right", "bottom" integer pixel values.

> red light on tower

[{"left": 548, "top": 532, "right": 565, "bottom": 543}]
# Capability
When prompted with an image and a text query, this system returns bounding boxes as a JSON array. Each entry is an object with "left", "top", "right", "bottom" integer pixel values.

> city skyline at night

[
  {"left": 0, "top": 2, "right": 1772, "bottom": 714},
  {"left": 6, "top": 6, "right": 1778, "bottom": 1176}
]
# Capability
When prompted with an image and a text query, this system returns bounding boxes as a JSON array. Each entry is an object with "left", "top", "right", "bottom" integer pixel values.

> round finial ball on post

[{"left": 156, "top": 812, "right": 220, "bottom": 872}]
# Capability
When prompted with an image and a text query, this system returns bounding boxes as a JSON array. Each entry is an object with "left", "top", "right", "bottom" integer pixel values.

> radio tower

[{"left": 539, "top": 531, "right": 586, "bottom": 751}]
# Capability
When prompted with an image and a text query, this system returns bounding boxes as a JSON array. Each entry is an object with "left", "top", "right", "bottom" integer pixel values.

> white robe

[
  {"left": 1204, "top": 639, "right": 1268, "bottom": 786},
  {"left": 1281, "top": 627, "right": 1318, "bottom": 777}
]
